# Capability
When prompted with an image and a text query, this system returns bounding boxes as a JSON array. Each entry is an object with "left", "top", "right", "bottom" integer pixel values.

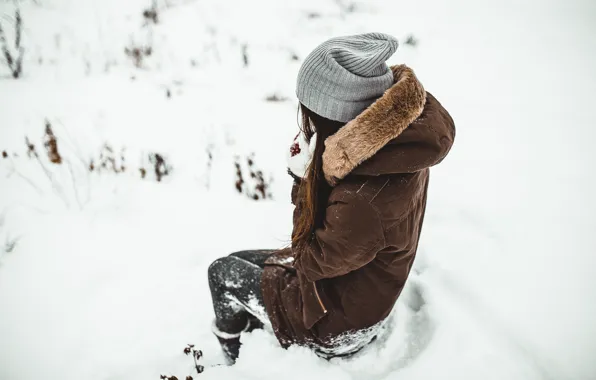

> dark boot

[
  {"left": 216, "top": 335, "right": 242, "bottom": 364},
  {"left": 212, "top": 319, "right": 250, "bottom": 365}
]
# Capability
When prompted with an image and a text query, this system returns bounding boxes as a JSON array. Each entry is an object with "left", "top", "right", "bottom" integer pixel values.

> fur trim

[{"left": 322, "top": 65, "right": 426, "bottom": 186}]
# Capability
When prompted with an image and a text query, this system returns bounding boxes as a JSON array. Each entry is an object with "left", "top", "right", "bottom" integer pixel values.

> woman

[{"left": 208, "top": 32, "right": 455, "bottom": 363}]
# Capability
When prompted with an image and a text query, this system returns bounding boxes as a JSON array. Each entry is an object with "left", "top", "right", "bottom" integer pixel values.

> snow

[{"left": 0, "top": 0, "right": 595, "bottom": 379}]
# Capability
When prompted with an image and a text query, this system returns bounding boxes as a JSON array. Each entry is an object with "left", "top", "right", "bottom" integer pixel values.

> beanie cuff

[{"left": 297, "top": 78, "right": 391, "bottom": 123}]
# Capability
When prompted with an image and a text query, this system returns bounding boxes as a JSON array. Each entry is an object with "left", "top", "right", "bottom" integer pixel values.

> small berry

[{"left": 290, "top": 142, "right": 301, "bottom": 156}]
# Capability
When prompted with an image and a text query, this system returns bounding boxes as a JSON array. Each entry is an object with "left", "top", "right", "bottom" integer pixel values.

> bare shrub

[
  {"left": 87, "top": 147, "right": 169, "bottom": 182},
  {"left": 25, "top": 137, "right": 38, "bottom": 158},
  {"left": 149, "top": 152, "right": 171, "bottom": 182},
  {"left": 143, "top": 0, "right": 159, "bottom": 25},
  {"left": 25, "top": 131, "right": 71, "bottom": 208},
  {"left": 234, "top": 154, "right": 273, "bottom": 200},
  {"left": 234, "top": 160, "right": 243, "bottom": 193},
  {"left": 2, "top": 151, "right": 7, "bottom": 159},
  {"left": 160, "top": 344, "right": 203, "bottom": 379},
  {"left": 125, "top": 43, "right": 153, "bottom": 68},
  {"left": 265, "top": 93, "right": 289, "bottom": 102},
  {"left": 204, "top": 145, "right": 213, "bottom": 189},
  {"left": 0, "top": 214, "right": 17, "bottom": 258},
  {"left": 241, "top": 44, "right": 249, "bottom": 67},
  {"left": 335, "top": 0, "right": 356, "bottom": 16},
  {"left": 43, "top": 120, "right": 62, "bottom": 164},
  {"left": 4, "top": 235, "right": 20, "bottom": 254},
  {"left": 95, "top": 144, "right": 125, "bottom": 174},
  {"left": 404, "top": 34, "right": 418, "bottom": 47},
  {"left": 0, "top": 7, "right": 24, "bottom": 79},
  {"left": 183, "top": 344, "right": 204, "bottom": 374},
  {"left": 130, "top": 0, "right": 159, "bottom": 69}
]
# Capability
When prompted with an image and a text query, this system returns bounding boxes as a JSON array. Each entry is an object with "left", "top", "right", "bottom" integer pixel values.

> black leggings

[{"left": 208, "top": 250, "right": 274, "bottom": 334}]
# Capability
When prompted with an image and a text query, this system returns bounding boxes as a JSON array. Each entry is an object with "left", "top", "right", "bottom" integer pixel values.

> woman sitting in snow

[{"left": 208, "top": 32, "right": 455, "bottom": 363}]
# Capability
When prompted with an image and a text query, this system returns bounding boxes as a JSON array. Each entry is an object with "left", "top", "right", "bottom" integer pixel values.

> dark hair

[{"left": 292, "top": 104, "right": 345, "bottom": 248}]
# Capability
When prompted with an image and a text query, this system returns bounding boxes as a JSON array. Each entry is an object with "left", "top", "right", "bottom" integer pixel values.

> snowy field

[{"left": 0, "top": 0, "right": 595, "bottom": 379}]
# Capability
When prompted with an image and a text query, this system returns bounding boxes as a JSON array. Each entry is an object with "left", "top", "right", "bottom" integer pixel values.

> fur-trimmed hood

[{"left": 323, "top": 65, "right": 455, "bottom": 185}]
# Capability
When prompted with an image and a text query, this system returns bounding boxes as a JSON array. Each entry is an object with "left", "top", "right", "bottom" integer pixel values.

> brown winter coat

[{"left": 261, "top": 65, "right": 455, "bottom": 353}]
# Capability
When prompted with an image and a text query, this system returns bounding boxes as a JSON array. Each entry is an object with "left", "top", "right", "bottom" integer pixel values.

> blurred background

[{"left": 0, "top": 0, "right": 595, "bottom": 379}]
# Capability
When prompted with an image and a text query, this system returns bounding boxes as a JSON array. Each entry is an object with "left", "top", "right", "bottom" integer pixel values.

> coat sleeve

[{"left": 293, "top": 192, "right": 386, "bottom": 282}]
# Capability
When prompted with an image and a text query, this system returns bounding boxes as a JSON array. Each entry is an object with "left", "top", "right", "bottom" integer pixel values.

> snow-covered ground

[{"left": 1, "top": 0, "right": 595, "bottom": 379}]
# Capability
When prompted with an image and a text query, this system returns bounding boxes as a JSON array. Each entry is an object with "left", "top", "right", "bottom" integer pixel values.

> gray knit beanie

[{"left": 296, "top": 32, "right": 399, "bottom": 123}]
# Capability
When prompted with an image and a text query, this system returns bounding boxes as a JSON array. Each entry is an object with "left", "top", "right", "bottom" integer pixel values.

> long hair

[{"left": 292, "top": 104, "right": 345, "bottom": 248}]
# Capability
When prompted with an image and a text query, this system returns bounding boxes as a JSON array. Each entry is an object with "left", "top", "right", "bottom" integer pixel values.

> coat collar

[{"left": 322, "top": 65, "right": 426, "bottom": 185}]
